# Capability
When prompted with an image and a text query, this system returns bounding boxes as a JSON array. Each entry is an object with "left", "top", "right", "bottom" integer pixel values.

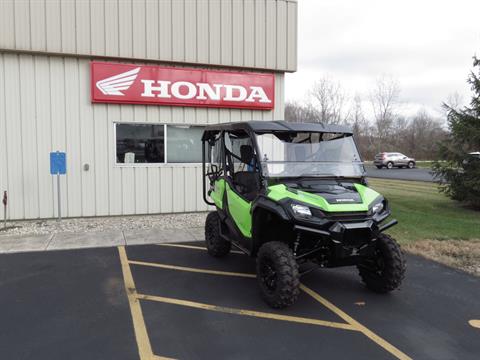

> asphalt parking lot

[
  {"left": 1, "top": 242, "right": 479, "bottom": 360},
  {"left": 365, "top": 166, "right": 435, "bottom": 182}
]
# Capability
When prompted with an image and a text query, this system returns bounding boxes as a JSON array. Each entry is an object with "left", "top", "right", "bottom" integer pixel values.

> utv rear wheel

[
  {"left": 205, "top": 212, "right": 231, "bottom": 257},
  {"left": 256, "top": 241, "right": 300, "bottom": 308},
  {"left": 357, "top": 234, "right": 406, "bottom": 293},
  {"left": 386, "top": 161, "right": 394, "bottom": 169}
]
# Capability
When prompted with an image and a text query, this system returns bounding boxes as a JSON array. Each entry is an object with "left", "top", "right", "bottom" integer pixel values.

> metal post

[
  {"left": 2, "top": 191, "right": 7, "bottom": 230},
  {"left": 57, "top": 173, "right": 61, "bottom": 221}
]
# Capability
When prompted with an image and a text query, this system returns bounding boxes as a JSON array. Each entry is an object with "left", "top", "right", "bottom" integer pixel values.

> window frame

[{"left": 113, "top": 122, "right": 206, "bottom": 168}]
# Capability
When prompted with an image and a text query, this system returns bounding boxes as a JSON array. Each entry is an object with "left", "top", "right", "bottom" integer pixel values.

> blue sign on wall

[{"left": 50, "top": 152, "right": 66, "bottom": 175}]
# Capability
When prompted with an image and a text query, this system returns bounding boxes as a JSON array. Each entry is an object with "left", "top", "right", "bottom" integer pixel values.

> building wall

[
  {"left": 0, "top": 0, "right": 296, "bottom": 220},
  {"left": 0, "top": 53, "right": 285, "bottom": 220},
  {"left": 0, "top": 0, "right": 297, "bottom": 72}
]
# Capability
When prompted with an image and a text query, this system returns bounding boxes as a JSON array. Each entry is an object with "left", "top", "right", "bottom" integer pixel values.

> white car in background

[
  {"left": 374, "top": 152, "right": 416, "bottom": 169},
  {"left": 463, "top": 151, "right": 480, "bottom": 165}
]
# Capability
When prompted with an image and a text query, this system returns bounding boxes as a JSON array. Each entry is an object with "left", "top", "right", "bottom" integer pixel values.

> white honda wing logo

[{"left": 96, "top": 67, "right": 140, "bottom": 96}]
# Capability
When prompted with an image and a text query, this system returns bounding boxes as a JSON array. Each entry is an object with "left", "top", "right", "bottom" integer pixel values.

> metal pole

[
  {"left": 2, "top": 191, "right": 6, "bottom": 230},
  {"left": 57, "top": 173, "right": 61, "bottom": 221}
]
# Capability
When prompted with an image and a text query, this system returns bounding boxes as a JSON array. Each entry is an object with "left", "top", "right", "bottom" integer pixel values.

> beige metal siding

[
  {"left": 0, "top": 0, "right": 297, "bottom": 72},
  {"left": 0, "top": 53, "right": 285, "bottom": 220}
]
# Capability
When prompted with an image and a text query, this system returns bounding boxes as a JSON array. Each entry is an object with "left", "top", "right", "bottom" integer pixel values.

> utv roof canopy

[{"left": 201, "top": 120, "right": 353, "bottom": 141}]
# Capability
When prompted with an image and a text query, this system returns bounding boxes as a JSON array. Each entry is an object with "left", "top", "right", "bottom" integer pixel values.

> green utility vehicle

[{"left": 202, "top": 121, "right": 406, "bottom": 308}]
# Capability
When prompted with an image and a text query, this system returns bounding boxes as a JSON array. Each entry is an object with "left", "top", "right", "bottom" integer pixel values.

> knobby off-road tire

[
  {"left": 256, "top": 241, "right": 300, "bottom": 308},
  {"left": 205, "top": 212, "right": 231, "bottom": 257},
  {"left": 357, "top": 233, "right": 406, "bottom": 293}
]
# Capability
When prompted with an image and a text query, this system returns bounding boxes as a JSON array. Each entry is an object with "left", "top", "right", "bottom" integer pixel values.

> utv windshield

[{"left": 255, "top": 132, "right": 364, "bottom": 178}]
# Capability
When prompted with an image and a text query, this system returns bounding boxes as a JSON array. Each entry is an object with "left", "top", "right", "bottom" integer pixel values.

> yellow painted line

[
  {"left": 129, "top": 259, "right": 256, "bottom": 279},
  {"left": 126, "top": 256, "right": 411, "bottom": 359},
  {"left": 118, "top": 246, "right": 175, "bottom": 360},
  {"left": 469, "top": 319, "right": 480, "bottom": 329},
  {"left": 301, "top": 284, "right": 412, "bottom": 360},
  {"left": 156, "top": 243, "right": 244, "bottom": 255},
  {"left": 153, "top": 355, "right": 176, "bottom": 360},
  {"left": 137, "top": 293, "right": 357, "bottom": 331}
]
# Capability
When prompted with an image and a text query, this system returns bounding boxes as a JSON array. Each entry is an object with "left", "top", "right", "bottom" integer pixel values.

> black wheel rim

[
  {"left": 374, "top": 254, "right": 385, "bottom": 275},
  {"left": 260, "top": 259, "right": 277, "bottom": 292},
  {"left": 361, "top": 249, "right": 385, "bottom": 276}
]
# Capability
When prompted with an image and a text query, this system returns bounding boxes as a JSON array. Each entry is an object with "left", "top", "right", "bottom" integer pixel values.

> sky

[{"left": 285, "top": 0, "right": 480, "bottom": 118}]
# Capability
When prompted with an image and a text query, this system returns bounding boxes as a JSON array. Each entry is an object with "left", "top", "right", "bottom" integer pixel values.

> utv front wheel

[
  {"left": 357, "top": 234, "right": 406, "bottom": 293},
  {"left": 256, "top": 242, "right": 300, "bottom": 308},
  {"left": 205, "top": 212, "right": 231, "bottom": 257}
]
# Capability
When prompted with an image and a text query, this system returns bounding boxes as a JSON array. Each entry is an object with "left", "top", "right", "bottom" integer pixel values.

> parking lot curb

[{"left": 0, "top": 227, "right": 205, "bottom": 254}]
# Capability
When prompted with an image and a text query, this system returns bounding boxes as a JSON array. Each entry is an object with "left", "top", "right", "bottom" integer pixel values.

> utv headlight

[
  {"left": 291, "top": 204, "right": 312, "bottom": 217},
  {"left": 372, "top": 202, "right": 384, "bottom": 214}
]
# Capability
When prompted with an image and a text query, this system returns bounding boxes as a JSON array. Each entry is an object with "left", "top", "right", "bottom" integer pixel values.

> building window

[
  {"left": 166, "top": 125, "right": 204, "bottom": 163},
  {"left": 116, "top": 123, "right": 165, "bottom": 164},
  {"left": 115, "top": 123, "right": 204, "bottom": 165}
]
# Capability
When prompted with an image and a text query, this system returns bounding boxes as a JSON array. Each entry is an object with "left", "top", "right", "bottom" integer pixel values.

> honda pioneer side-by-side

[{"left": 202, "top": 121, "right": 406, "bottom": 308}]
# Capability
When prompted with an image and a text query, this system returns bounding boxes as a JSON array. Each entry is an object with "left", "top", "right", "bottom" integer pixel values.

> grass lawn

[
  {"left": 413, "top": 160, "right": 434, "bottom": 169},
  {"left": 368, "top": 178, "right": 480, "bottom": 275},
  {"left": 368, "top": 178, "right": 480, "bottom": 243}
]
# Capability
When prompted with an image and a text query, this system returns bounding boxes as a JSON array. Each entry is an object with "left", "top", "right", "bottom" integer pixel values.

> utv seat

[
  {"left": 233, "top": 144, "right": 260, "bottom": 201},
  {"left": 233, "top": 172, "right": 260, "bottom": 201}
]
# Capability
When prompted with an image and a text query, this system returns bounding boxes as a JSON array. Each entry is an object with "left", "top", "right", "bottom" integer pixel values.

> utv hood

[{"left": 267, "top": 183, "right": 381, "bottom": 212}]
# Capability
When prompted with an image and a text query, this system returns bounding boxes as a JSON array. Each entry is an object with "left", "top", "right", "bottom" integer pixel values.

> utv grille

[
  {"left": 343, "top": 228, "right": 371, "bottom": 247},
  {"left": 324, "top": 211, "right": 370, "bottom": 222}
]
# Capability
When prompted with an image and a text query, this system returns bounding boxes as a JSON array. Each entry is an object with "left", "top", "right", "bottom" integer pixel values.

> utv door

[
  {"left": 226, "top": 185, "right": 252, "bottom": 237},
  {"left": 223, "top": 130, "right": 260, "bottom": 242}
]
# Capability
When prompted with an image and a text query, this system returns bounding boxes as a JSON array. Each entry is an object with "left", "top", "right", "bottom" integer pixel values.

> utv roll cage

[{"left": 201, "top": 120, "right": 355, "bottom": 205}]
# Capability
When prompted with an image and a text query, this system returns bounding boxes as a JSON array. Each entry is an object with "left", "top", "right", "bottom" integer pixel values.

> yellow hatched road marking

[
  {"left": 129, "top": 259, "right": 256, "bottom": 278},
  {"left": 469, "top": 319, "right": 480, "bottom": 329},
  {"left": 122, "top": 244, "right": 413, "bottom": 360},
  {"left": 156, "top": 243, "right": 244, "bottom": 255},
  {"left": 136, "top": 293, "right": 357, "bottom": 331},
  {"left": 118, "top": 246, "right": 175, "bottom": 360},
  {"left": 301, "top": 284, "right": 412, "bottom": 360}
]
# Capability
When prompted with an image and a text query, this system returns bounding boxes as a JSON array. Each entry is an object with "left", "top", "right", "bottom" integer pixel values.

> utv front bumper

[{"left": 293, "top": 218, "right": 398, "bottom": 265}]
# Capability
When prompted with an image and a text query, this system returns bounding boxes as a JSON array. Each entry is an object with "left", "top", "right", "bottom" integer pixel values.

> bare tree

[
  {"left": 444, "top": 91, "right": 464, "bottom": 111},
  {"left": 285, "top": 75, "right": 446, "bottom": 161},
  {"left": 350, "top": 95, "right": 367, "bottom": 134},
  {"left": 285, "top": 101, "right": 321, "bottom": 123},
  {"left": 370, "top": 75, "right": 400, "bottom": 141},
  {"left": 403, "top": 109, "right": 446, "bottom": 159},
  {"left": 347, "top": 94, "right": 378, "bottom": 158},
  {"left": 310, "top": 77, "right": 349, "bottom": 124}
]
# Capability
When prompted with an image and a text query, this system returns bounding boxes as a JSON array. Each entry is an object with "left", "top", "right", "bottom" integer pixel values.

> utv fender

[
  {"left": 251, "top": 196, "right": 291, "bottom": 222},
  {"left": 251, "top": 196, "right": 293, "bottom": 256}
]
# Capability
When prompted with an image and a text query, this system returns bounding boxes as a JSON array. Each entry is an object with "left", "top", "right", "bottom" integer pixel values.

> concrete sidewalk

[{"left": 0, "top": 227, "right": 205, "bottom": 254}]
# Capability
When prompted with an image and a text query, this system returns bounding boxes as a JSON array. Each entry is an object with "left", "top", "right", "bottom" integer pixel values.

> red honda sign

[{"left": 90, "top": 62, "right": 275, "bottom": 110}]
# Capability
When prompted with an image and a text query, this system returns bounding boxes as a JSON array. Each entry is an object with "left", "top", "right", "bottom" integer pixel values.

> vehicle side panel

[
  {"left": 210, "top": 178, "right": 226, "bottom": 209},
  {"left": 226, "top": 183, "right": 252, "bottom": 237}
]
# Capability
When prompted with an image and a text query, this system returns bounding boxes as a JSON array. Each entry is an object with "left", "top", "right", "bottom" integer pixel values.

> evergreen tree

[{"left": 433, "top": 57, "right": 480, "bottom": 209}]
